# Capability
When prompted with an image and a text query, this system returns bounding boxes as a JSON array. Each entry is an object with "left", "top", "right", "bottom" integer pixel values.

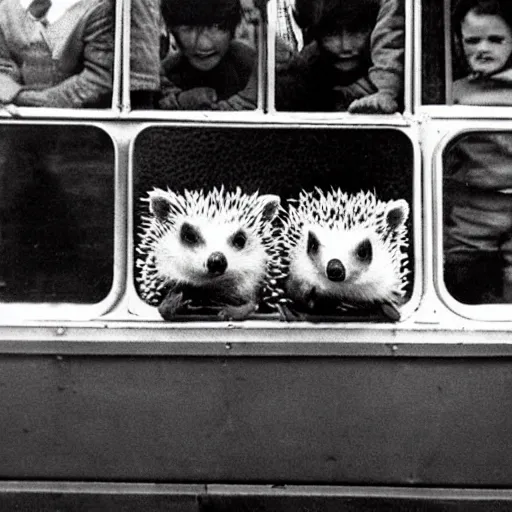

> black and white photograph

[{"left": 1, "top": 0, "right": 512, "bottom": 510}]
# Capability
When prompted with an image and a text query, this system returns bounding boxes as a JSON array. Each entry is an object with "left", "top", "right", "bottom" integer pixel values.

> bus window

[
  {"left": 0, "top": 0, "right": 115, "bottom": 110},
  {"left": 131, "top": 0, "right": 261, "bottom": 111},
  {"left": 450, "top": 0, "right": 512, "bottom": 106},
  {"left": 424, "top": 0, "right": 512, "bottom": 107},
  {"left": 443, "top": 131, "right": 512, "bottom": 305},
  {"left": 132, "top": 126, "right": 415, "bottom": 321},
  {"left": 274, "top": 0, "right": 405, "bottom": 114},
  {"left": 0, "top": 125, "right": 115, "bottom": 304}
]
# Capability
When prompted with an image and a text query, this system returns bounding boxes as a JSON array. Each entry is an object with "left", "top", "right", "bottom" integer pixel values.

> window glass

[
  {"left": 421, "top": 0, "right": 447, "bottom": 104},
  {"left": 443, "top": 131, "right": 512, "bottom": 304},
  {"left": 450, "top": 0, "right": 512, "bottom": 106},
  {"left": 0, "top": 125, "right": 115, "bottom": 303},
  {"left": 133, "top": 127, "right": 414, "bottom": 321},
  {"left": 130, "top": 0, "right": 261, "bottom": 111},
  {"left": 274, "top": 0, "right": 405, "bottom": 114},
  {"left": 425, "top": 0, "right": 512, "bottom": 106},
  {"left": 0, "top": 0, "right": 115, "bottom": 109}
]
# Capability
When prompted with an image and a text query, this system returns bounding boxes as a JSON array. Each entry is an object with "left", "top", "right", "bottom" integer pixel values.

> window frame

[
  {"left": 0, "top": 0, "right": 123, "bottom": 120},
  {"left": 430, "top": 121, "right": 512, "bottom": 322},
  {"left": 0, "top": 121, "right": 126, "bottom": 321},
  {"left": 125, "top": 121, "right": 423, "bottom": 327}
]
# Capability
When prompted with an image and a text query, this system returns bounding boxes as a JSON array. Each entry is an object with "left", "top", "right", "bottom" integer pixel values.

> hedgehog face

[
  {"left": 154, "top": 216, "right": 268, "bottom": 290},
  {"left": 303, "top": 226, "right": 376, "bottom": 285},
  {"left": 287, "top": 223, "right": 402, "bottom": 305},
  {"left": 137, "top": 188, "right": 281, "bottom": 306},
  {"left": 307, "top": 229, "right": 373, "bottom": 283},
  {"left": 275, "top": 189, "right": 410, "bottom": 312}
]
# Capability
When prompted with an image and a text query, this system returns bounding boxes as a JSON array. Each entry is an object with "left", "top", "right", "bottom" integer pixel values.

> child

[
  {"left": 444, "top": 0, "right": 512, "bottom": 303},
  {"left": 0, "top": 0, "right": 114, "bottom": 108},
  {"left": 159, "top": 0, "right": 257, "bottom": 110},
  {"left": 275, "top": 0, "right": 404, "bottom": 113},
  {"left": 452, "top": 0, "right": 512, "bottom": 103}
]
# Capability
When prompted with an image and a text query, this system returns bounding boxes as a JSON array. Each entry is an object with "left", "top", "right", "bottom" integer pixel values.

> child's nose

[
  {"left": 195, "top": 28, "right": 215, "bottom": 50},
  {"left": 476, "top": 39, "right": 491, "bottom": 52},
  {"left": 339, "top": 30, "right": 356, "bottom": 51}
]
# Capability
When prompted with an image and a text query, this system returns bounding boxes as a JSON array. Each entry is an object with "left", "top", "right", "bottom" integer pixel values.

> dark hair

[
  {"left": 294, "top": 0, "right": 379, "bottom": 38},
  {"left": 161, "top": 0, "right": 242, "bottom": 35},
  {"left": 452, "top": 0, "right": 512, "bottom": 39}
]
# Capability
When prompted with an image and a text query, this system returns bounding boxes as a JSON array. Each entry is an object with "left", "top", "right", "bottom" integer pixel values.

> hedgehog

[
  {"left": 135, "top": 187, "right": 282, "bottom": 321},
  {"left": 274, "top": 189, "right": 410, "bottom": 320}
]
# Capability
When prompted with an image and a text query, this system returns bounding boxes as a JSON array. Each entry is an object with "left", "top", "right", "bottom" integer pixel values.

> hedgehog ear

[
  {"left": 385, "top": 199, "right": 409, "bottom": 230},
  {"left": 149, "top": 191, "right": 174, "bottom": 222},
  {"left": 259, "top": 195, "right": 281, "bottom": 222}
]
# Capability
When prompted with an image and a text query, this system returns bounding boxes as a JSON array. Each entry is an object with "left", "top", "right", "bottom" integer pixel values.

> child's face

[
  {"left": 173, "top": 25, "right": 232, "bottom": 71},
  {"left": 461, "top": 10, "right": 512, "bottom": 75},
  {"left": 320, "top": 27, "right": 372, "bottom": 73}
]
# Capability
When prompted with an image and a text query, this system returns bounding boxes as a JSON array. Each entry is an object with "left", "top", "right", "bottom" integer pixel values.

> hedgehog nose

[
  {"left": 326, "top": 259, "right": 345, "bottom": 282},
  {"left": 207, "top": 251, "right": 228, "bottom": 275}
]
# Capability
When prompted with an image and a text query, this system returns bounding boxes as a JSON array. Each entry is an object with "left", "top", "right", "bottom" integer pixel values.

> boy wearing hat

[{"left": 159, "top": 0, "right": 256, "bottom": 110}]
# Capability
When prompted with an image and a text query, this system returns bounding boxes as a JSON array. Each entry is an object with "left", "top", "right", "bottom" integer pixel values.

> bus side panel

[{"left": 0, "top": 354, "right": 510, "bottom": 485}]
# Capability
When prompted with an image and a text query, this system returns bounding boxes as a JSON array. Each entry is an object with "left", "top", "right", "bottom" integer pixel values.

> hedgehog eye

[
  {"left": 307, "top": 231, "right": 320, "bottom": 255},
  {"left": 180, "top": 222, "right": 202, "bottom": 246},
  {"left": 356, "top": 238, "right": 372, "bottom": 263},
  {"left": 231, "top": 230, "right": 247, "bottom": 250}
]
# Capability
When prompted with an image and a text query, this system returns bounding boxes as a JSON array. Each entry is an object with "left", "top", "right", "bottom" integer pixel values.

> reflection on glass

[
  {"left": 421, "top": 1, "right": 446, "bottom": 104},
  {"left": 0, "top": 0, "right": 114, "bottom": 109},
  {"left": 130, "top": 0, "right": 260, "bottom": 110},
  {"left": 443, "top": 132, "right": 512, "bottom": 304},
  {"left": 275, "top": 0, "right": 404, "bottom": 113},
  {"left": 0, "top": 125, "right": 114, "bottom": 303}
]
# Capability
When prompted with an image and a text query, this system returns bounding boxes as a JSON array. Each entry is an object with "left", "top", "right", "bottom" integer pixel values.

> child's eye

[
  {"left": 463, "top": 37, "right": 480, "bottom": 45},
  {"left": 489, "top": 36, "right": 506, "bottom": 44}
]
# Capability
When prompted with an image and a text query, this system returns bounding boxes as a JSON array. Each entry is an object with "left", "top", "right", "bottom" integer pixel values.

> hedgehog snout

[
  {"left": 207, "top": 251, "right": 228, "bottom": 275},
  {"left": 326, "top": 259, "right": 346, "bottom": 282}
]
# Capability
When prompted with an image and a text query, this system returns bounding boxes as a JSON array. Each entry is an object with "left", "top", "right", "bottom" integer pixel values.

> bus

[{"left": 0, "top": 0, "right": 511, "bottom": 509}]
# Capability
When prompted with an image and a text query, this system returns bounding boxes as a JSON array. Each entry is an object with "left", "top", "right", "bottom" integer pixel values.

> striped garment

[{"left": 276, "top": 0, "right": 303, "bottom": 53}]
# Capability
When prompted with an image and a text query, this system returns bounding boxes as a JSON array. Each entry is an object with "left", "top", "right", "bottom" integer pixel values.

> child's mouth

[
  {"left": 475, "top": 55, "right": 493, "bottom": 63},
  {"left": 333, "top": 55, "right": 358, "bottom": 70},
  {"left": 195, "top": 52, "right": 217, "bottom": 60}
]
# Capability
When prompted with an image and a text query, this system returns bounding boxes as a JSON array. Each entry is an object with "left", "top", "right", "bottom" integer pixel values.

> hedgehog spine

[
  {"left": 135, "top": 187, "right": 282, "bottom": 320},
  {"left": 274, "top": 189, "right": 410, "bottom": 315}
]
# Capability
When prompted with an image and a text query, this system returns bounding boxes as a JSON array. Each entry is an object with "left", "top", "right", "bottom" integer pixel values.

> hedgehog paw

[
  {"left": 218, "top": 302, "right": 257, "bottom": 321},
  {"left": 158, "top": 291, "right": 189, "bottom": 321},
  {"left": 380, "top": 301, "right": 401, "bottom": 322},
  {"left": 277, "top": 304, "right": 306, "bottom": 322}
]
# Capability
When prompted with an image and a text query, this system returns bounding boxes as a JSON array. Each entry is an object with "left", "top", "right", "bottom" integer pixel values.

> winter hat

[
  {"left": 294, "top": 0, "right": 380, "bottom": 36},
  {"left": 161, "top": 0, "right": 242, "bottom": 34}
]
